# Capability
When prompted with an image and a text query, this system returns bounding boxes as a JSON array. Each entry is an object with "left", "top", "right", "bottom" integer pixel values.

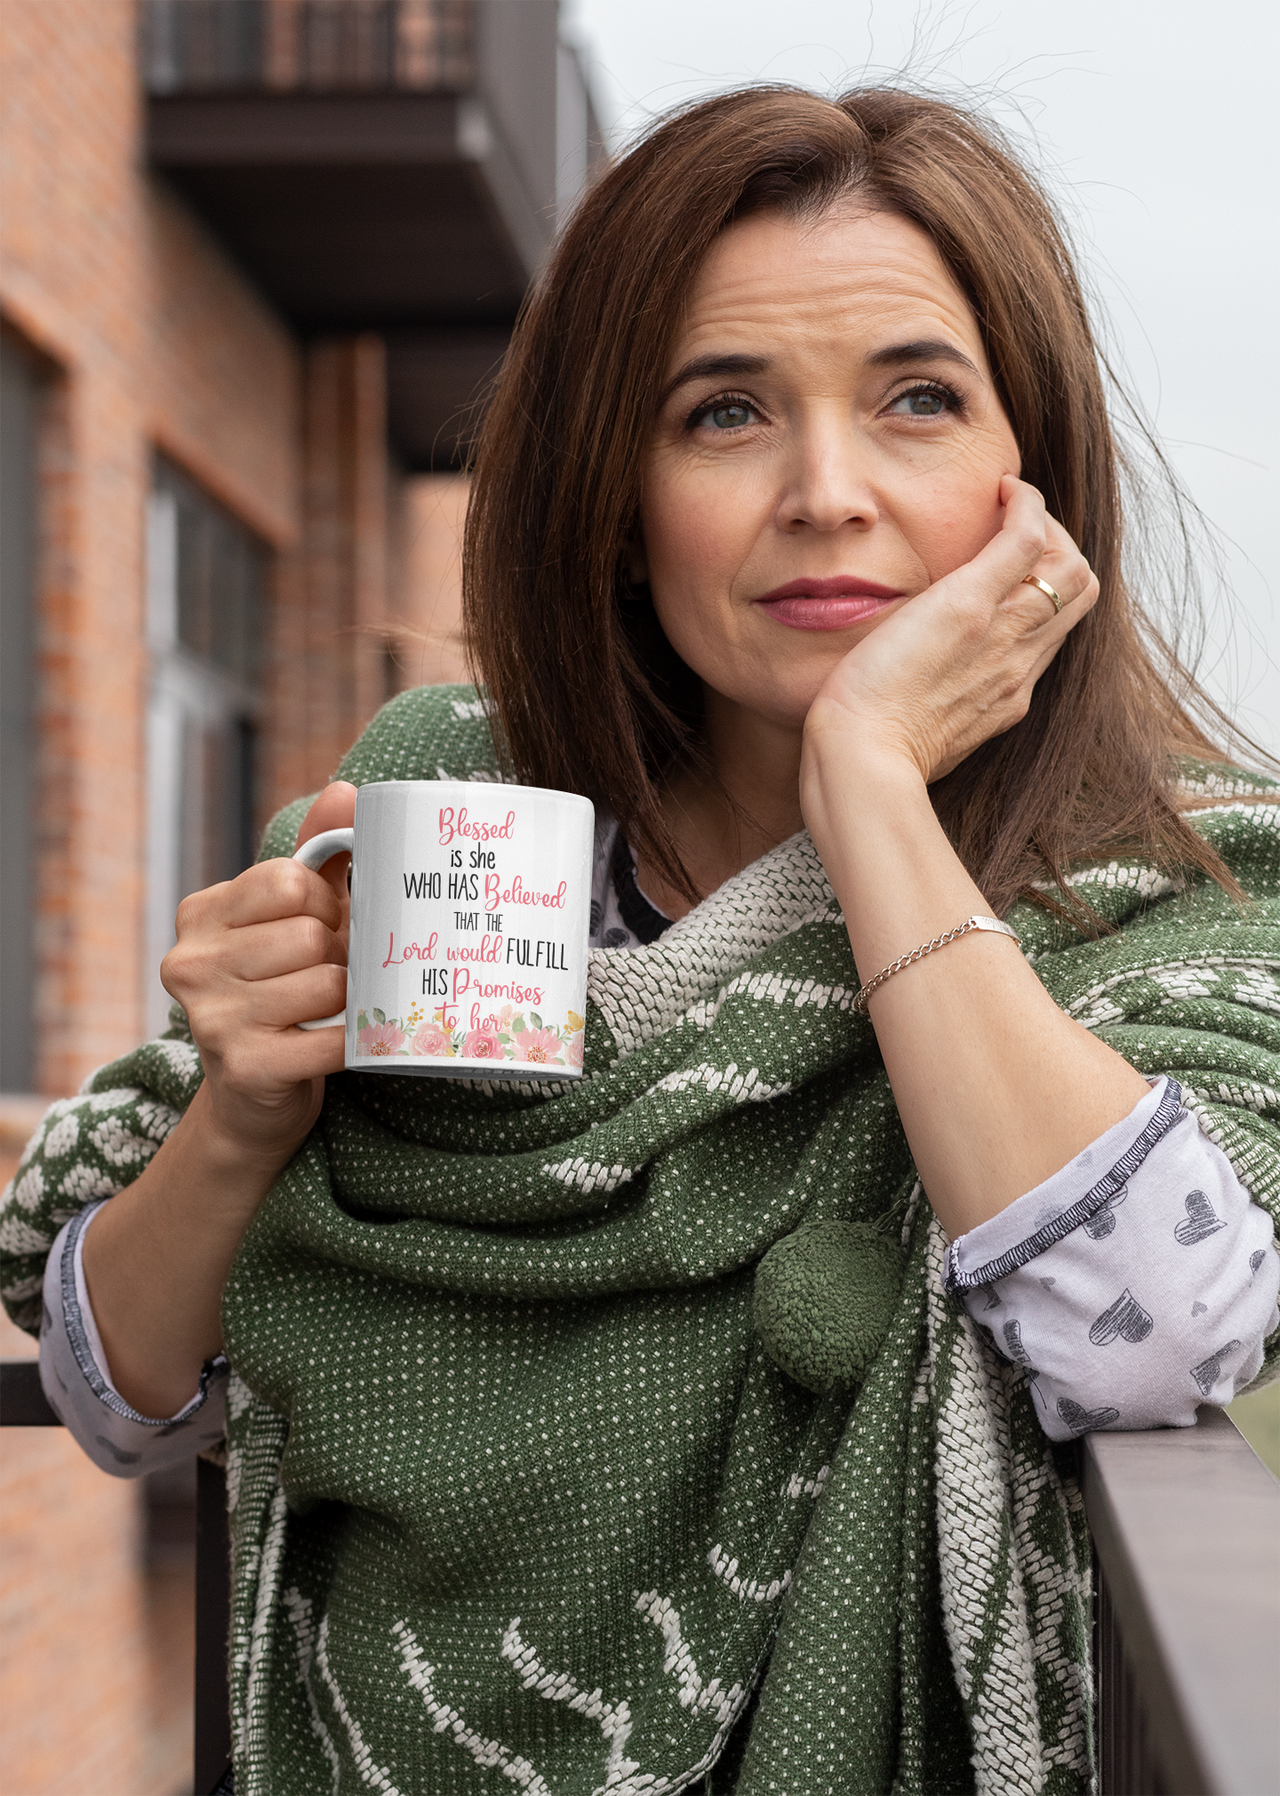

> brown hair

[{"left": 464, "top": 85, "right": 1244, "bottom": 918}]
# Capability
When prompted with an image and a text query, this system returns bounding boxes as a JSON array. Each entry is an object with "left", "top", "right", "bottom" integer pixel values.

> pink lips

[{"left": 755, "top": 576, "right": 904, "bottom": 631}]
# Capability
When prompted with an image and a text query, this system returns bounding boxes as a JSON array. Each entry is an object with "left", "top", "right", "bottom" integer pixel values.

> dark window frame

[
  {"left": 146, "top": 454, "right": 269, "bottom": 1033},
  {"left": 0, "top": 330, "right": 51, "bottom": 1092}
]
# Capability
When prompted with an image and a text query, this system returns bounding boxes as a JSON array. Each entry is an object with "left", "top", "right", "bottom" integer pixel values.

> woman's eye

[
  {"left": 696, "top": 400, "right": 757, "bottom": 431},
  {"left": 889, "top": 386, "right": 951, "bottom": 418}
]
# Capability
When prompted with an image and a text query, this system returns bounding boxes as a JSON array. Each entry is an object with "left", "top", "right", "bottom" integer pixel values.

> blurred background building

[{"left": 0, "top": 3, "right": 599, "bottom": 1788}]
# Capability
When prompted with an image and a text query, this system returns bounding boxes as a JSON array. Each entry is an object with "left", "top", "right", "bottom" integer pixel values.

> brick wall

[
  {"left": 266, "top": 335, "right": 391, "bottom": 816},
  {"left": 0, "top": 3, "right": 298, "bottom": 1788},
  {"left": 0, "top": 1116, "right": 193, "bottom": 1796},
  {"left": 1, "top": 0, "right": 300, "bottom": 1095},
  {"left": 263, "top": 368, "right": 471, "bottom": 821},
  {"left": 1, "top": 0, "right": 472, "bottom": 1064},
  {"left": 393, "top": 472, "right": 471, "bottom": 693},
  {"left": 1, "top": 6, "right": 475, "bottom": 1789}
]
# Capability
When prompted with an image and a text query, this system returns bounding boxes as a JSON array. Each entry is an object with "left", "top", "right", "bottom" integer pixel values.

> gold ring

[{"left": 1022, "top": 575, "right": 1063, "bottom": 614}]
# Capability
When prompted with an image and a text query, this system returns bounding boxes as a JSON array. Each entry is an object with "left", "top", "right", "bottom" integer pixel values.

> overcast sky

[{"left": 562, "top": 0, "right": 1279, "bottom": 759}]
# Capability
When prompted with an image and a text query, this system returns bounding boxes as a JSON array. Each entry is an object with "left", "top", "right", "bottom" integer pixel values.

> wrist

[
  {"left": 185, "top": 1079, "right": 312, "bottom": 1197},
  {"left": 799, "top": 726, "right": 987, "bottom": 946},
  {"left": 800, "top": 728, "right": 931, "bottom": 852},
  {"left": 802, "top": 705, "right": 927, "bottom": 793},
  {"left": 802, "top": 693, "right": 931, "bottom": 775}
]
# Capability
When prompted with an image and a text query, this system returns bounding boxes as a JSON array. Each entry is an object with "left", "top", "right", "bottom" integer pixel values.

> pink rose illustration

[
  {"left": 358, "top": 1020, "right": 406, "bottom": 1057},
  {"left": 412, "top": 1022, "right": 454, "bottom": 1057},
  {"left": 461, "top": 1024, "right": 503, "bottom": 1060},
  {"left": 514, "top": 1025, "right": 564, "bottom": 1065},
  {"left": 565, "top": 1032, "right": 584, "bottom": 1069}
]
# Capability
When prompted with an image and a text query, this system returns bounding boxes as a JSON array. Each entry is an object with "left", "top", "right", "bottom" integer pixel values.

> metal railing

[
  {"left": 1082, "top": 1405, "right": 1279, "bottom": 1794},
  {"left": 4, "top": 1356, "right": 1275, "bottom": 1794},
  {"left": 141, "top": 0, "right": 476, "bottom": 94},
  {"left": 1, "top": 1358, "right": 232, "bottom": 1794},
  {"left": 140, "top": 0, "right": 570, "bottom": 281}
]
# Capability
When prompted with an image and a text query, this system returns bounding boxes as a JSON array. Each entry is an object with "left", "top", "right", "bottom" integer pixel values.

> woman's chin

[
  {"left": 720, "top": 676, "right": 841, "bottom": 737},
  {"left": 766, "top": 645, "right": 867, "bottom": 713},
  {"left": 675, "top": 618, "right": 883, "bottom": 736}
]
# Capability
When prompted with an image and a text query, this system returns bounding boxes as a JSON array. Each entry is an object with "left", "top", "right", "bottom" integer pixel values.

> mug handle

[{"left": 292, "top": 827, "right": 355, "bottom": 1031}]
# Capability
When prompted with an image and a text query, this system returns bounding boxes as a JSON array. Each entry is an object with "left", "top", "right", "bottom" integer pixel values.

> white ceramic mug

[{"left": 294, "top": 780, "right": 594, "bottom": 1080}]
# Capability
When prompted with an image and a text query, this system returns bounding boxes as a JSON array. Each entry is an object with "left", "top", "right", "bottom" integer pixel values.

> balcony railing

[
  {"left": 21, "top": 1358, "right": 1270, "bottom": 1793},
  {"left": 135, "top": 0, "right": 599, "bottom": 465},
  {"left": 137, "top": 0, "right": 572, "bottom": 350},
  {"left": 1083, "top": 1406, "right": 1279, "bottom": 1794},
  {"left": 2, "top": 1358, "right": 233, "bottom": 1792},
  {"left": 142, "top": 0, "right": 476, "bottom": 94}
]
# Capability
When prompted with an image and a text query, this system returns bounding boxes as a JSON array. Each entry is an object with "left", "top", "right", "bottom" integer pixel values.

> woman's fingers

[
  {"left": 297, "top": 781, "right": 358, "bottom": 848},
  {"left": 145, "top": 787, "right": 359, "bottom": 1158},
  {"left": 177, "top": 779, "right": 360, "bottom": 940},
  {"left": 1028, "top": 515, "right": 1096, "bottom": 602},
  {"left": 181, "top": 963, "right": 348, "bottom": 1100},
  {"left": 181, "top": 858, "right": 344, "bottom": 934},
  {"left": 954, "top": 477, "right": 1047, "bottom": 605},
  {"left": 995, "top": 506, "right": 1098, "bottom": 649},
  {"left": 165, "top": 893, "right": 341, "bottom": 993},
  {"left": 207, "top": 1004, "right": 347, "bottom": 1092},
  {"left": 164, "top": 857, "right": 350, "bottom": 1065},
  {"left": 216, "top": 913, "right": 346, "bottom": 982},
  {"left": 249, "top": 964, "right": 348, "bottom": 1030},
  {"left": 199, "top": 963, "right": 349, "bottom": 1037},
  {"left": 975, "top": 481, "right": 1096, "bottom": 629},
  {"left": 297, "top": 781, "right": 357, "bottom": 910},
  {"left": 807, "top": 474, "right": 1100, "bottom": 785}
]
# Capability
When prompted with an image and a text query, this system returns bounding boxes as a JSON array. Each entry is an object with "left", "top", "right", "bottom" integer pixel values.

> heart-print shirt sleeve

[
  {"left": 945, "top": 1077, "right": 1280, "bottom": 1439},
  {"left": 38, "top": 1199, "right": 228, "bottom": 1476}
]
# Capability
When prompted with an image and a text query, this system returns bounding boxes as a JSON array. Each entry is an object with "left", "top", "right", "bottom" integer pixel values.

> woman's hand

[
  {"left": 797, "top": 476, "right": 1146, "bottom": 1240},
  {"left": 81, "top": 781, "right": 359, "bottom": 1417},
  {"left": 802, "top": 477, "right": 1099, "bottom": 787},
  {"left": 160, "top": 781, "right": 357, "bottom": 1173}
]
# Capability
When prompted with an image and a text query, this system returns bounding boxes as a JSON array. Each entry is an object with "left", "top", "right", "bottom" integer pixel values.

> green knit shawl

[{"left": 5, "top": 685, "right": 1279, "bottom": 1796}]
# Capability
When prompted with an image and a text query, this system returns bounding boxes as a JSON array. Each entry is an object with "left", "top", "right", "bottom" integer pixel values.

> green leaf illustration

[
  {"left": 530, "top": 1012, "right": 542, "bottom": 1029},
  {"left": 373, "top": 1007, "right": 386, "bottom": 1025}
]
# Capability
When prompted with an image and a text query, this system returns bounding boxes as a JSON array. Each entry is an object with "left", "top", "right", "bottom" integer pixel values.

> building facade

[{"left": 0, "top": 4, "right": 597, "bottom": 1787}]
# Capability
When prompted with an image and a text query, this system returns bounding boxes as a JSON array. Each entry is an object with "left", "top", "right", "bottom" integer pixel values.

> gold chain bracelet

[{"left": 853, "top": 914, "right": 1021, "bottom": 1015}]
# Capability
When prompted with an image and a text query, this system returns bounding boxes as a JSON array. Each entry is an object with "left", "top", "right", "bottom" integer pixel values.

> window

[
  {"left": 146, "top": 457, "right": 266, "bottom": 1036},
  {"left": 0, "top": 332, "right": 46, "bottom": 1091}
]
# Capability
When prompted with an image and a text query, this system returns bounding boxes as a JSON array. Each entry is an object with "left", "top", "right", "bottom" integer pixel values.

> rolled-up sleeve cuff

[
  {"left": 38, "top": 1201, "right": 228, "bottom": 1477},
  {"left": 944, "top": 1077, "right": 1279, "bottom": 1440},
  {"left": 945, "top": 1077, "right": 1182, "bottom": 1292}
]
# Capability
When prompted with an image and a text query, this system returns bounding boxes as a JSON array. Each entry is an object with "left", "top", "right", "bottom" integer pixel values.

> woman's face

[{"left": 638, "top": 207, "right": 1022, "bottom": 733}]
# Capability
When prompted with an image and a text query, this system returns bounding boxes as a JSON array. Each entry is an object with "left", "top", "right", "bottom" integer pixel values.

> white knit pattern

[
  {"left": 927, "top": 1217, "right": 1056, "bottom": 1796},
  {"left": 587, "top": 832, "right": 841, "bottom": 1060}
]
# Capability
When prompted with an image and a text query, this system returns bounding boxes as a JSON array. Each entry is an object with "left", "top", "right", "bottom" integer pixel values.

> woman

[{"left": 5, "top": 88, "right": 1278, "bottom": 1795}]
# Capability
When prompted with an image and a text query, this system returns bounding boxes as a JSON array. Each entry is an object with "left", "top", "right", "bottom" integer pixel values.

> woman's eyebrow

[
  {"left": 866, "top": 338, "right": 981, "bottom": 376},
  {"left": 661, "top": 352, "right": 770, "bottom": 404},
  {"left": 659, "top": 340, "right": 979, "bottom": 408}
]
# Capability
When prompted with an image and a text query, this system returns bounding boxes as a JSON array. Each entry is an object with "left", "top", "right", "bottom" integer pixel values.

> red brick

[{"left": 0, "top": 6, "right": 471, "bottom": 1784}]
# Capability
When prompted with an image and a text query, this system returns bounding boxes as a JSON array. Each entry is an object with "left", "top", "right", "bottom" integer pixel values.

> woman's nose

[{"left": 775, "top": 416, "right": 881, "bottom": 534}]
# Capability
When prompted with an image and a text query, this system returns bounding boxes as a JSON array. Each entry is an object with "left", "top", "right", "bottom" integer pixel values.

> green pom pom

[{"left": 753, "top": 1220, "right": 906, "bottom": 1393}]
